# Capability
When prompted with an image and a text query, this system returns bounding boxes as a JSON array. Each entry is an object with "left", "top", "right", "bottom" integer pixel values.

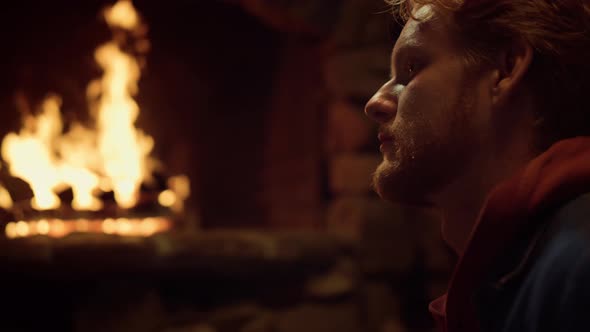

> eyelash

[
  {"left": 394, "top": 61, "right": 419, "bottom": 85},
  {"left": 406, "top": 61, "right": 420, "bottom": 81},
  {"left": 407, "top": 62, "right": 417, "bottom": 77}
]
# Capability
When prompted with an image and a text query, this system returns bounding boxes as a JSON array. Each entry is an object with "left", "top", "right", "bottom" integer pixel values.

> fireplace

[{"left": 0, "top": 1, "right": 452, "bottom": 331}]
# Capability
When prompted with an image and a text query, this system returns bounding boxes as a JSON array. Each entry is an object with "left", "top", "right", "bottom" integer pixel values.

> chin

[{"left": 372, "top": 159, "right": 434, "bottom": 207}]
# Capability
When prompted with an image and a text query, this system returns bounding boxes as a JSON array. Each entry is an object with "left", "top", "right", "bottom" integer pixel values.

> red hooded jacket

[{"left": 430, "top": 137, "right": 590, "bottom": 332}]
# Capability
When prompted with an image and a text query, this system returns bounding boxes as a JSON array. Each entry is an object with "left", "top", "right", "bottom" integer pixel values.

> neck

[
  {"left": 434, "top": 158, "right": 496, "bottom": 254},
  {"left": 432, "top": 115, "right": 537, "bottom": 254}
]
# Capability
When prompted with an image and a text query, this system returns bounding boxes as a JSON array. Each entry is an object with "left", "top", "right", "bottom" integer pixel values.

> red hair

[{"left": 389, "top": 0, "right": 590, "bottom": 149}]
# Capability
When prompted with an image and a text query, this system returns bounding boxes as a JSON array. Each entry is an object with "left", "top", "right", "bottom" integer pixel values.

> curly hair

[{"left": 387, "top": 0, "right": 590, "bottom": 150}]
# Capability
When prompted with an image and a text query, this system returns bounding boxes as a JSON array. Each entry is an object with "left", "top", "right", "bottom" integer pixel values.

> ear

[{"left": 491, "top": 38, "right": 534, "bottom": 107}]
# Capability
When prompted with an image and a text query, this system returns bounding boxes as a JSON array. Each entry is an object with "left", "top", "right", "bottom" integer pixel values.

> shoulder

[{"left": 502, "top": 193, "right": 590, "bottom": 332}]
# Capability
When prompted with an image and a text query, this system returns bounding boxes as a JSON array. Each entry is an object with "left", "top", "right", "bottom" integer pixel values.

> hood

[{"left": 432, "top": 136, "right": 590, "bottom": 332}]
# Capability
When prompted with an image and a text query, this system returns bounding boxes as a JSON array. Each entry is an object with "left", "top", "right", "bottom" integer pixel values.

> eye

[
  {"left": 407, "top": 61, "right": 418, "bottom": 78},
  {"left": 395, "top": 61, "right": 419, "bottom": 86}
]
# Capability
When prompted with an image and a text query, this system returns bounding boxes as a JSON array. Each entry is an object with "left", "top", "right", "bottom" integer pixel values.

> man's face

[{"left": 365, "top": 5, "right": 493, "bottom": 205}]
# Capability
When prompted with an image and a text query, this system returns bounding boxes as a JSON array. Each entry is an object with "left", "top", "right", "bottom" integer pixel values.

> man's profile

[{"left": 365, "top": 0, "right": 590, "bottom": 331}]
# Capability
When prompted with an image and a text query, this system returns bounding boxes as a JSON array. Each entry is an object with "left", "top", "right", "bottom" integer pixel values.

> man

[{"left": 364, "top": 0, "right": 590, "bottom": 331}]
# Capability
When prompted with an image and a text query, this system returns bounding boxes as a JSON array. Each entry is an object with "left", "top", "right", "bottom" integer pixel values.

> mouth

[
  {"left": 377, "top": 132, "right": 394, "bottom": 153},
  {"left": 378, "top": 132, "right": 393, "bottom": 143}
]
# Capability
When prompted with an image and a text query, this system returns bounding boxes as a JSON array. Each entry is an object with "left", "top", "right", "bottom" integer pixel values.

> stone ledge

[{"left": 0, "top": 230, "right": 356, "bottom": 280}]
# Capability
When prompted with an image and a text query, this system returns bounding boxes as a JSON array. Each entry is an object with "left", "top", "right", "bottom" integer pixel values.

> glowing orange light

[
  {"left": 158, "top": 190, "right": 176, "bottom": 207},
  {"left": 15, "top": 221, "right": 29, "bottom": 237},
  {"left": 5, "top": 217, "right": 172, "bottom": 239},
  {"left": 5, "top": 222, "right": 16, "bottom": 239},
  {"left": 0, "top": 0, "right": 162, "bottom": 211},
  {"left": 37, "top": 219, "right": 50, "bottom": 235},
  {"left": 102, "top": 218, "right": 117, "bottom": 234}
]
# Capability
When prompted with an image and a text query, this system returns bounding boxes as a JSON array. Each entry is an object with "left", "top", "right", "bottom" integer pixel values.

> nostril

[
  {"left": 365, "top": 97, "right": 396, "bottom": 124},
  {"left": 371, "top": 109, "right": 393, "bottom": 123}
]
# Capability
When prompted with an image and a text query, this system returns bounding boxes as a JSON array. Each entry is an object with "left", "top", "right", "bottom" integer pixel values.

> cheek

[
  {"left": 470, "top": 77, "right": 495, "bottom": 127},
  {"left": 396, "top": 78, "right": 457, "bottom": 134}
]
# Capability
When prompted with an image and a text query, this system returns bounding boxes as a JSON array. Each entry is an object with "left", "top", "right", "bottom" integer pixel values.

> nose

[{"left": 364, "top": 82, "right": 397, "bottom": 124}]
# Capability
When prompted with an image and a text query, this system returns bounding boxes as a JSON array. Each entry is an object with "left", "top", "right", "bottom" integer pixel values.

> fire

[
  {"left": 0, "top": 164, "right": 14, "bottom": 210},
  {"left": 1, "top": 1, "right": 186, "bottom": 240},
  {"left": 104, "top": 0, "right": 140, "bottom": 29},
  {"left": 93, "top": 39, "right": 152, "bottom": 209},
  {"left": 2, "top": 96, "right": 65, "bottom": 210},
  {"left": 1, "top": 0, "right": 165, "bottom": 212}
]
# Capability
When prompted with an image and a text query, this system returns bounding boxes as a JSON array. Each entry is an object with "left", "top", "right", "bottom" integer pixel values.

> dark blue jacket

[{"left": 477, "top": 193, "right": 590, "bottom": 332}]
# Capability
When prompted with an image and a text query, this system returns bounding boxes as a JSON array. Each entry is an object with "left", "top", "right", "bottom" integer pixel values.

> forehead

[{"left": 393, "top": 5, "right": 456, "bottom": 57}]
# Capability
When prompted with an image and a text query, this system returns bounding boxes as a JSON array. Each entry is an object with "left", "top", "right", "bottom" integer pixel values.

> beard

[
  {"left": 372, "top": 86, "right": 479, "bottom": 206},
  {"left": 372, "top": 127, "right": 449, "bottom": 206}
]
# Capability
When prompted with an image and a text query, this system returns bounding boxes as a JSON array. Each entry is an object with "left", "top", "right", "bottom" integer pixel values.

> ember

[
  {"left": 0, "top": 0, "right": 189, "bottom": 238},
  {"left": 5, "top": 217, "right": 171, "bottom": 239}
]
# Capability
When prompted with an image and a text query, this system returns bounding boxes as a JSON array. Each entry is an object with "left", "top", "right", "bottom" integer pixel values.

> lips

[{"left": 378, "top": 132, "right": 394, "bottom": 154}]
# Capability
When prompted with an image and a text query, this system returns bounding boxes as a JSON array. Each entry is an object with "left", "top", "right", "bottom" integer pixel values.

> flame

[
  {"left": 0, "top": 186, "right": 13, "bottom": 210},
  {"left": 158, "top": 190, "right": 176, "bottom": 207},
  {"left": 1, "top": 96, "right": 64, "bottom": 210},
  {"left": 1, "top": 0, "right": 160, "bottom": 211},
  {"left": 104, "top": 0, "right": 139, "bottom": 30},
  {"left": 0, "top": 164, "right": 14, "bottom": 210},
  {"left": 90, "top": 0, "right": 153, "bottom": 209},
  {"left": 94, "top": 41, "right": 153, "bottom": 208},
  {"left": 166, "top": 175, "right": 190, "bottom": 213}
]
